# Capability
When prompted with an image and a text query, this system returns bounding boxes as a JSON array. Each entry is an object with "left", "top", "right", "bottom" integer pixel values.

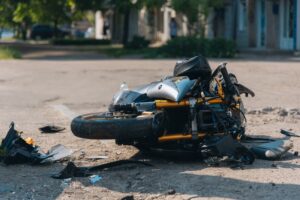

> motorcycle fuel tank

[{"left": 147, "top": 76, "right": 195, "bottom": 102}]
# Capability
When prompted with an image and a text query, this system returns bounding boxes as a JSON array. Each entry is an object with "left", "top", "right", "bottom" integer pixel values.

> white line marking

[{"left": 51, "top": 104, "right": 77, "bottom": 120}]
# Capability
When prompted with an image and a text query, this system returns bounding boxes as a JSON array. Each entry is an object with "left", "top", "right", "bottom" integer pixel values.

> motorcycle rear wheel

[{"left": 71, "top": 112, "right": 154, "bottom": 141}]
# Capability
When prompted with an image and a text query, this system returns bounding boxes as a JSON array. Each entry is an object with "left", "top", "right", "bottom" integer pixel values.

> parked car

[
  {"left": 84, "top": 27, "right": 95, "bottom": 38},
  {"left": 30, "top": 24, "right": 69, "bottom": 40}
]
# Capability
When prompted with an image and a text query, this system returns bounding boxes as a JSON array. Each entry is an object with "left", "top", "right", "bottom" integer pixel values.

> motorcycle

[{"left": 71, "top": 55, "right": 257, "bottom": 163}]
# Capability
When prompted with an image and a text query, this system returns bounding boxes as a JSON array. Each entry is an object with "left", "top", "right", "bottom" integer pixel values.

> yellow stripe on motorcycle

[{"left": 155, "top": 98, "right": 224, "bottom": 109}]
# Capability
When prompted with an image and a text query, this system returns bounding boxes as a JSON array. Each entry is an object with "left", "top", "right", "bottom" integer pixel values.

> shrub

[
  {"left": 160, "top": 37, "right": 236, "bottom": 58},
  {"left": 51, "top": 39, "right": 111, "bottom": 45},
  {"left": 0, "top": 47, "right": 21, "bottom": 59},
  {"left": 208, "top": 38, "right": 236, "bottom": 58},
  {"left": 125, "top": 36, "right": 150, "bottom": 49}
]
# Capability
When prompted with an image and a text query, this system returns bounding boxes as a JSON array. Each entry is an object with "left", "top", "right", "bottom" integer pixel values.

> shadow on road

[
  {"left": 73, "top": 152, "right": 300, "bottom": 199},
  {"left": 1, "top": 148, "right": 300, "bottom": 199}
]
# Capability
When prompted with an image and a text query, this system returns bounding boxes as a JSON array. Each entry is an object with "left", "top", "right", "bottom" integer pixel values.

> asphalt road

[{"left": 0, "top": 51, "right": 300, "bottom": 199}]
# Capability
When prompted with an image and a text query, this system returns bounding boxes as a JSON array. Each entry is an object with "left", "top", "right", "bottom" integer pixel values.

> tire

[{"left": 71, "top": 112, "right": 154, "bottom": 142}]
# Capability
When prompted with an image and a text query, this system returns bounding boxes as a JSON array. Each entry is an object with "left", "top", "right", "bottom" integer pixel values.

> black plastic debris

[
  {"left": 166, "top": 189, "right": 176, "bottom": 195},
  {"left": 121, "top": 195, "right": 134, "bottom": 200},
  {"left": 39, "top": 125, "right": 65, "bottom": 133},
  {"left": 250, "top": 140, "right": 293, "bottom": 160},
  {"left": 52, "top": 160, "right": 153, "bottom": 179},
  {"left": 0, "top": 122, "right": 72, "bottom": 165},
  {"left": 280, "top": 129, "right": 300, "bottom": 137},
  {"left": 206, "top": 134, "right": 255, "bottom": 165},
  {"left": 271, "top": 163, "right": 277, "bottom": 168},
  {"left": 52, "top": 162, "right": 90, "bottom": 179}
]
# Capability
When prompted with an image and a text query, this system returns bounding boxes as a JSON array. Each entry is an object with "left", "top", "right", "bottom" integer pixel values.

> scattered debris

[
  {"left": 52, "top": 161, "right": 90, "bottom": 179},
  {"left": 247, "top": 110, "right": 258, "bottom": 115},
  {"left": 230, "top": 163, "right": 245, "bottom": 170},
  {"left": 270, "top": 182, "right": 276, "bottom": 187},
  {"left": 271, "top": 163, "right": 277, "bottom": 168},
  {"left": 0, "top": 122, "right": 72, "bottom": 165},
  {"left": 39, "top": 125, "right": 65, "bottom": 133},
  {"left": 89, "top": 175, "right": 102, "bottom": 184},
  {"left": 120, "top": 195, "right": 134, "bottom": 200},
  {"left": 278, "top": 109, "right": 288, "bottom": 117},
  {"left": 166, "top": 189, "right": 176, "bottom": 195},
  {"left": 209, "top": 135, "right": 255, "bottom": 165},
  {"left": 247, "top": 107, "right": 300, "bottom": 117},
  {"left": 280, "top": 129, "right": 300, "bottom": 137},
  {"left": 41, "top": 144, "right": 73, "bottom": 164},
  {"left": 204, "top": 157, "right": 220, "bottom": 166},
  {"left": 250, "top": 140, "right": 293, "bottom": 160},
  {"left": 85, "top": 155, "right": 108, "bottom": 161},
  {"left": 262, "top": 107, "right": 274, "bottom": 113},
  {"left": 52, "top": 160, "right": 152, "bottom": 179},
  {"left": 289, "top": 108, "right": 300, "bottom": 116},
  {"left": 60, "top": 178, "right": 72, "bottom": 189}
]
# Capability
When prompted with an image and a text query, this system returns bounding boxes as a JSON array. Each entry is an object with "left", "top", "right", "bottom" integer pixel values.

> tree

[
  {"left": 109, "top": 0, "right": 166, "bottom": 45},
  {"left": 0, "top": 0, "right": 79, "bottom": 39},
  {"left": 13, "top": 2, "right": 34, "bottom": 40},
  {"left": 75, "top": 0, "right": 108, "bottom": 12},
  {"left": 171, "top": 0, "right": 224, "bottom": 36},
  {"left": 0, "top": 0, "right": 17, "bottom": 30},
  {"left": 29, "top": 0, "right": 75, "bottom": 37},
  {"left": 0, "top": 0, "right": 33, "bottom": 39}
]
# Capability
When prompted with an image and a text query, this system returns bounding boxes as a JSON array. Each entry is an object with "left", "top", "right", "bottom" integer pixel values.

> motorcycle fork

[{"left": 189, "top": 98, "right": 198, "bottom": 141}]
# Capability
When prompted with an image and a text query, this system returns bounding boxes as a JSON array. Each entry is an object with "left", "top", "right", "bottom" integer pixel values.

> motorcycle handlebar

[{"left": 219, "top": 64, "right": 238, "bottom": 97}]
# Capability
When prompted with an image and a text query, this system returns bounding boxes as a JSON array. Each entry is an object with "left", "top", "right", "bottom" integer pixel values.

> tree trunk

[
  {"left": 122, "top": 9, "right": 130, "bottom": 46},
  {"left": 54, "top": 19, "right": 58, "bottom": 38},
  {"left": 21, "top": 22, "right": 27, "bottom": 40}
]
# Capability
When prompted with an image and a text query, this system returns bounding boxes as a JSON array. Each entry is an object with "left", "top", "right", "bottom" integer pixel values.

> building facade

[
  {"left": 96, "top": 0, "right": 300, "bottom": 51},
  {"left": 206, "top": 0, "right": 300, "bottom": 51}
]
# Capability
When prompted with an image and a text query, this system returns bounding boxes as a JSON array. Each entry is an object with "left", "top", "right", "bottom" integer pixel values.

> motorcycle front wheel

[{"left": 71, "top": 112, "right": 154, "bottom": 141}]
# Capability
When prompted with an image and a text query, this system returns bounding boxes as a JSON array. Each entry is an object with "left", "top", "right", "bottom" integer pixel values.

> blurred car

[
  {"left": 84, "top": 27, "right": 95, "bottom": 38},
  {"left": 71, "top": 29, "right": 85, "bottom": 38},
  {"left": 30, "top": 24, "right": 70, "bottom": 40}
]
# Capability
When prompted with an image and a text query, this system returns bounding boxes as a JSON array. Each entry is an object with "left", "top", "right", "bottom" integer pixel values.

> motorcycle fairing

[
  {"left": 111, "top": 83, "right": 156, "bottom": 106},
  {"left": 147, "top": 76, "right": 196, "bottom": 102}
]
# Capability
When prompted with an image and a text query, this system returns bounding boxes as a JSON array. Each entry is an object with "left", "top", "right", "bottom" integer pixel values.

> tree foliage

[
  {"left": 0, "top": 0, "right": 17, "bottom": 27},
  {"left": 171, "top": 0, "right": 224, "bottom": 36},
  {"left": 172, "top": 0, "right": 224, "bottom": 22},
  {"left": 0, "top": 0, "right": 76, "bottom": 28},
  {"left": 0, "top": 0, "right": 224, "bottom": 39}
]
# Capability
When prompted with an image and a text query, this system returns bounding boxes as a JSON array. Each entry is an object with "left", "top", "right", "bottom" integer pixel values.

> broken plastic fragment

[
  {"left": 39, "top": 125, "right": 65, "bottom": 133},
  {"left": 250, "top": 140, "right": 293, "bottom": 160},
  {"left": 280, "top": 129, "right": 300, "bottom": 137},
  {"left": 0, "top": 122, "right": 72, "bottom": 165},
  {"left": 89, "top": 175, "right": 102, "bottom": 184},
  {"left": 25, "top": 137, "right": 34, "bottom": 145},
  {"left": 40, "top": 144, "right": 73, "bottom": 164},
  {"left": 52, "top": 160, "right": 152, "bottom": 179}
]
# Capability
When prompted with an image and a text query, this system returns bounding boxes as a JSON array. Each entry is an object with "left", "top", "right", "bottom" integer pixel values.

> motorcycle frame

[{"left": 151, "top": 97, "right": 240, "bottom": 143}]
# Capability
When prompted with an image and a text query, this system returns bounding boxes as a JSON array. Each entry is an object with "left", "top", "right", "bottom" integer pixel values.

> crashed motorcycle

[{"left": 71, "top": 56, "right": 291, "bottom": 164}]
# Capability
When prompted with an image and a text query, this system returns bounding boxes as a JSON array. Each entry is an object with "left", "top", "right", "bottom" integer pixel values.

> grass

[{"left": 0, "top": 47, "right": 21, "bottom": 59}]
